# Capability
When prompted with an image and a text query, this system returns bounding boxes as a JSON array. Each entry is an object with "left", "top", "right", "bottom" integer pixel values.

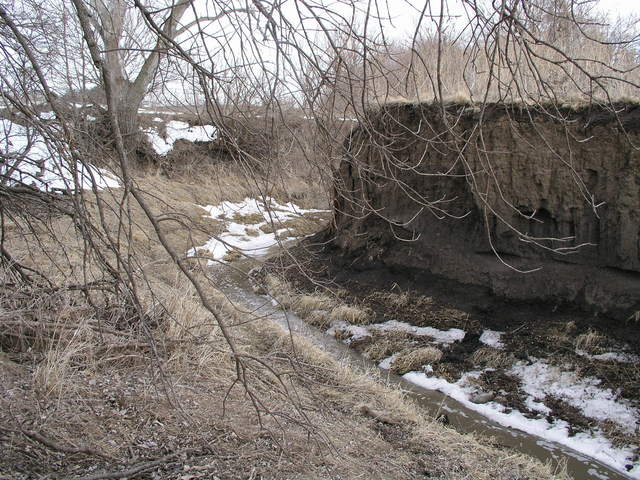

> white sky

[
  {"left": 378, "top": 0, "right": 640, "bottom": 40},
  {"left": 596, "top": 0, "right": 640, "bottom": 15}
]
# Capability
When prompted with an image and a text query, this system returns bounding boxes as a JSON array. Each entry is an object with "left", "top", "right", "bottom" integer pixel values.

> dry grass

[
  {"left": 33, "top": 324, "right": 95, "bottom": 400},
  {"left": 264, "top": 273, "right": 292, "bottom": 297},
  {"left": 263, "top": 275, "right": 298, "bottom": 310},
  {"left": 293, "top": 294, "right": 337, "bottom": 318},
  {"left": 575, "top": 329, "right": 606, "bottom": 354},
  {"left": 0, "top": 161, "right": 567, "bottom": 480},
  {"left": 306, "top": 309, "right": 332, "bottom": 329},
  {"left": 259, "top": 223, "right": 277, "bottom": 234},
  {"left": 384, "top": 291, "right": 411, "bottom": 309},
  {"left": 391, "top": 347, "right": 443, "bottom": 375},
  {"left": 329, "top": 304, "right": 373, "bottom": 325},
  {"left": 363, "top": 333, "right": 409, "bottom": 363},
  {"left": 471, "top": 347, "right": 514, "bottom": 369},
  {"left": 233, "top": 212, "right": 264, "bottom": 224},
  {"left": 222, "top": 249, "right": 243, "bottom": 262}
]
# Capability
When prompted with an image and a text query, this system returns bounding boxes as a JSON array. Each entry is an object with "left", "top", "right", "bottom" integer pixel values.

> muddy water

[{"left": 213, "top": 259, "right": 631, "bottom": 480}]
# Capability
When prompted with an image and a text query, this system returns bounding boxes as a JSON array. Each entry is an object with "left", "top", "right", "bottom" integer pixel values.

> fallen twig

[
  {"left": 72, "top": 451, "right": 191, "bottom": 480},
  {"left": 21, "top": 429, "right": 115, "bottom": 461}
]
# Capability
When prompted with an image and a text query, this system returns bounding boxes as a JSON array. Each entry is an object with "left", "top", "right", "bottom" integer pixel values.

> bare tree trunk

[
  {"left": 85, "top": 0, "right": 192, "bottom": 157},
  {"left": 112, "top": 85, "right": 144, "bottom": 155}
]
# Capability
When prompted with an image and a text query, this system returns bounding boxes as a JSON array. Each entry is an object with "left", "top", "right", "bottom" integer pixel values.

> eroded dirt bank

[{"left": 331, "top": 102, "right": 640, "bottom": 319}]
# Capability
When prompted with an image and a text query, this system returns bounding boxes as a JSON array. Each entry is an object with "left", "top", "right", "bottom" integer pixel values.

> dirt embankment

[{"left": 330, "top": 102, "right": 640, "bottom": 318}]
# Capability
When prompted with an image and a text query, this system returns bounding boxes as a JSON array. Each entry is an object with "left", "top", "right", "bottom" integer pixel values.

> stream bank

[
  {"left": 189, "top": 194, "right": 638, "bottom": 479},
  {"left": 252, "top": 238, "right": 640, "bottom": 479}
]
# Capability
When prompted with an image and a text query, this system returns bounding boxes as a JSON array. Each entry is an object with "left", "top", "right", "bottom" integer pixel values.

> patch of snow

[
  {"left": 199, "top": 197, "right": 325, "bottom": 223},
  {"left": 367, "top": 320, "right": 465, "bottom": 345},
  {"left": 510, "top": 359, "right": 639, "bottom": 433},
  {"left": 152, "top": 117, "right": 163, "bottom": 122},
  {"left": 379, "top": 354, "right": 398, "bottom": 370},
  {"left": 188, "top": 197, "right": 328, "bottom": 264},
  {"left": 322, "top": 319, "right": 464, "bottom": 347},
  {"left": 479, "top": 329, "right": 505, "bottom": 349},
  {"left": 145, "top": 120, "right": 217, "bottom": 155},
  {"left": 577, "top": 349, "right": 640, "bottom": 364},
  {"left": 1, "top": 118, "right": 120, "bottom": 192},
  {"left": 592, "top": 352, "right": 640, "bottom": 363},
  {"left": 326, "top": 320, "right": 370, "bottom": 344},
  {"left": 139, "top": 109, "right": 177, "bottom": 115},
  {"left": 587, "top": 468, "right": 612, "bottom": 480},
  {"left": 404, "top": 370, "right": 640, "bottom": 479},
  {"left": 39, "top": 111, "right": 56, "bottom": 120},
  {"left": 523, "top": 395, "right": 551, "bottom": 415}
]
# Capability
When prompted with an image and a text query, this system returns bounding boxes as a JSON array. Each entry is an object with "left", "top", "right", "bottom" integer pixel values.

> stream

[{"left": 213, "top": 256, "right": 632, "bottom": 480}]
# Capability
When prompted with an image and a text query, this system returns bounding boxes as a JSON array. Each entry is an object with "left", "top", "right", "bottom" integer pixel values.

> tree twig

[{"left": 71, "top": 451, "right": 190, "bottom": 480}]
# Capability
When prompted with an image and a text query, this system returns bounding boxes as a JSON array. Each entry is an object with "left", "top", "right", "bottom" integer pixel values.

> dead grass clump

[
  {"left": 192, "top": 247, "right": 214, "bottom": 260},
  {"left": 364, "top": 341, "right": 401, "bottom": 363},
  {"left": 391, "top": 347, "right": 443, "bottom": 375},
  {"left": 274, "top": 293, "right": 296, "bottom": 309},
  {"left": 234, "top": 212, "right": 264, "bottom": 225},
  {"left": 163, "top": 282, "right": 219, "bottom": 341},
  {"left": 471, "top": 348, "right": 514, "bottom": 369},
  {"left": 293, "top": 294, "right": 337, "bottom": 318},
  {"left": 33, "top": 324, "right": 95, "bottom": 399},
  {"left": 334, "top": 329, "right": 354, "bottom": 342},
  {"left": 374, "top": 292, "right": 411, "bottom": 308},
  {"left": 264, "top": 273, "right": 292, "bottom": 297},
  {"left": 575, "top": 329, "right": 605, "bottom": 354},
  {"left": 259, "top": 223, "right": 277, "bottom": 234},
  {"left": 245, "top": 227, "right": 260, "bottom": 237},
  {"left": 306, "top": 310, "right": 332, "bottom": 329},
  {"left": 329, "top": 305, "right": 372, "bottom": 325},
  {"left": 362, "top": 331, "right": 412, "bottom": 363},
  {"left": 222, "top": 250, "right": 242, "bottom": 262},
  {"left": 385, "top": 291, "right": 411, "bottom": 309},
  {"left": 278, "top": 215, "right": 328, "bottom": 237},
  {"left": 263, "top": 274, "right": 298, "bottom": 310}
]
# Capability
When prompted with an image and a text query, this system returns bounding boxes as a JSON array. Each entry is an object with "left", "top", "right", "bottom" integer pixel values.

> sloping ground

[
  {"left": 262, "top": 243, "right": 640, "bottom": 477},
  {"left": 0, "top": 169, "right": 563, "bottom": 479},
  {"left": 330, "top": 102, "right": 640, "bottom": 318}
]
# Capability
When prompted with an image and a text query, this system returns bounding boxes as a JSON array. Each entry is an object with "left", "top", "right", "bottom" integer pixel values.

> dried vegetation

[{"left": 390, "top": 347, "right": 443, "bottom": 375}]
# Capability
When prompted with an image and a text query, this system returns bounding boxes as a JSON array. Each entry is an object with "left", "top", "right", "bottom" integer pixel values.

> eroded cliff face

[{"left": 331, "top": 103, "right": 640, "bottom": 318}]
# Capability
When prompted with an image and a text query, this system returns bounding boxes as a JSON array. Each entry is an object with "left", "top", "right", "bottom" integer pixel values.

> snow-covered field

[
  {"left": 1, "top": 118, "right": 119, "bottom": 192},
  {"left": 189, "top": 197, "right": 327, "bottom": 263},
  {"left": 145, "top": 120, "right": 217, "bottom": 155}
]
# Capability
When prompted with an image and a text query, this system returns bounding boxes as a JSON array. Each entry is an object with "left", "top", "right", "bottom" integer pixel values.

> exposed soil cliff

[{"left": 330, "top": 103, "right": 640, "bottom": 319}]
